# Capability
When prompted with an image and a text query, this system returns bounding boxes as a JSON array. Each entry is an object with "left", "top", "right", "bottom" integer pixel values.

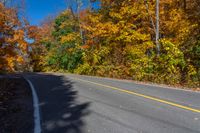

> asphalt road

[{"left": 24, "top": 73, "right": 200, "bottom": 133}]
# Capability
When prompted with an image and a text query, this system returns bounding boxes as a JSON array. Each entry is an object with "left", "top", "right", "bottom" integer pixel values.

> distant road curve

[{"left": 24, "top": 73, "right": 200, "bottom": 133}]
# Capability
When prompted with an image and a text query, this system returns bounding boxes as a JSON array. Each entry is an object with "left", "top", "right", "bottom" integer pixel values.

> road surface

[{"left": 24, "top": 73, "right": 200, "bottom": 133}]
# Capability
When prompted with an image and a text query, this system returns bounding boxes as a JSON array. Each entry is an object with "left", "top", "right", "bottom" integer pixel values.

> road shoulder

[{"left": 0, "top": 75, "right": 34, "bottom": 133}]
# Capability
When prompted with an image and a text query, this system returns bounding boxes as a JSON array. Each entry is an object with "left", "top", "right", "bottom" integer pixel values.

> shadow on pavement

[{"left": 27, "top": 73, "right": 91, "bottom": 133}]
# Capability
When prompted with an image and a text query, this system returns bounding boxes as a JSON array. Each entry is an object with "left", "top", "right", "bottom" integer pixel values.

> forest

[{"left": 0, "top": 0, "right": 200, "bottom": 87}]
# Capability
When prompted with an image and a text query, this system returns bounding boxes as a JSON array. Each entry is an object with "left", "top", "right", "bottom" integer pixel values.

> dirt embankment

[{"left": 0, "top": 75, "right": 34, "bottom": 133}]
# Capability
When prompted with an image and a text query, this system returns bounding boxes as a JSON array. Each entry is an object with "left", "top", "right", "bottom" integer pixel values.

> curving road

[{"left": 24, "top": 73, "right": 200, "bottom": 133}]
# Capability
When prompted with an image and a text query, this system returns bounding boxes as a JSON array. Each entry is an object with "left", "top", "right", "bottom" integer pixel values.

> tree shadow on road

[{"left": 28, "top": 73, "right": 91, "bottom": 133}]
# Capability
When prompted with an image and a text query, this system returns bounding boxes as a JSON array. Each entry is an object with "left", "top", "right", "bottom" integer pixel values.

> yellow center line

[{"left": 72, "top": 77, "right": 200, "bottom": 113}]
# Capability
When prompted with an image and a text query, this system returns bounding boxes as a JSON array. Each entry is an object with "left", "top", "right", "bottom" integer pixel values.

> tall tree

[{"left": 0, "top": 3, "right": 28, "bottom": 72}]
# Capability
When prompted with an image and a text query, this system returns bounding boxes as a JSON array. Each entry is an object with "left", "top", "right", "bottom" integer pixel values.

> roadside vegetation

[{"left": 0, "top": 0, "right": 200, "bottom": 88}]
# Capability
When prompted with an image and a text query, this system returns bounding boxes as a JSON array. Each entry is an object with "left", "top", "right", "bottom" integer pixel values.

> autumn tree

[
  {"left": 29, "top": 9, "right": 84, "bottom": 72},
  {"left": 30, "top": 0, "right": 200, "bottom": 87},
  {"left": 0, "top": 3, "right": 28, "bottom": 72}
]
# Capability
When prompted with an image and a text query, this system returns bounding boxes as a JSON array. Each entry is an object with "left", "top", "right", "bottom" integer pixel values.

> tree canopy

[{"left": 1, "top": 0, "right": 200, "bottom": 87}]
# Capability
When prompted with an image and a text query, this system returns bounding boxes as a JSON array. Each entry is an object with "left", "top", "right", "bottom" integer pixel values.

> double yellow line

[{"left": 73, "top": 77, "right": 200, "bottom": 113}]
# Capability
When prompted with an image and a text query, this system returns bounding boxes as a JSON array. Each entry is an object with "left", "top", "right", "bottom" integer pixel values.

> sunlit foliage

[
  {"left": 4, "top": 0, "right": 198, "bottom": 87},
  {"left": 0, "top": 3, "right": 28, "bottom": 72}
]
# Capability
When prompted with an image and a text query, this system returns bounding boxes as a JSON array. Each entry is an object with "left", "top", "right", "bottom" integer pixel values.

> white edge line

[{"left": 25, "top": 78, "right": 41, "bottom": 133}]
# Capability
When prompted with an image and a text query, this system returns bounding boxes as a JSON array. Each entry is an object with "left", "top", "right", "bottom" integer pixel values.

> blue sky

[
  {"left": 25, "top": 0, "right": 100, "bottom": 25},
  {"left": 25, "top": 0, "right": 67, "bottom": 25}
]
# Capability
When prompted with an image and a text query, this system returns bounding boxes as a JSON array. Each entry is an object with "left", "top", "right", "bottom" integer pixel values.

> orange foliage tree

[{"left": 0, "top": 3, "right": 28, "bottom": 72}]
